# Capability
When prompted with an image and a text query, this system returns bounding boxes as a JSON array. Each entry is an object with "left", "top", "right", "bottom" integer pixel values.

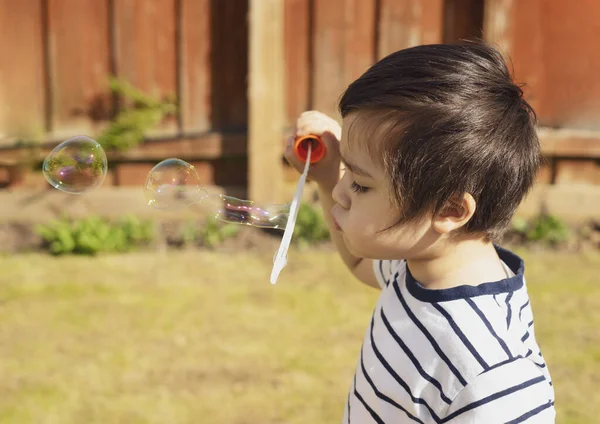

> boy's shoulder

[
  {"left": 360, "top": 248, "right": 554, "bottom": 421},
  {"left": 370, "top": 246, "right": 549, "bottom": 390},
  {"left": 373, "top": 247, "right": 545, "bottom": 380}
]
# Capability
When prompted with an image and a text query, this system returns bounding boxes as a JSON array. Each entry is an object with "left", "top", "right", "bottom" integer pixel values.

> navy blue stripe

[
  {"left": 466, "top": 298, "right": 512, "bottom": 359},
  {"left": 378, "top": 260, "right": 386, "bottom": 286},
  {"left": 404, "top": 246, "right": 524, "bottom": 302},
  {"left": 480, "top": 355, "right": 523, "bottom": 375},
  {"left": 505, "top": 292, "right": 513, "bottom": 329},
  {"left": 521, "top": 332, "right": 530, "bottom": 342},
  {"left": 518, "top": 299, "right": 530, "bottom": 320},
  {"left": 532, "top": 361, "right": 547, "bottom": 369},
  {"left": 441, "top": 375, "right": 546, "bottom": 422},
  {"left": 359, "top": 349, "right": 424, "bottom": 423},
  {"left": 432, "top": 302, "right": 489, "bottom": 370},
  {"left": 525, "top": 349, "right": 533, "bottom": 357},
  {"left": 505, "top": 400, "right": 554, "bottom": 424},
  {"left": 380, "top": 308, "right": 452, "bottom": 404},
  {"left": 369, "top": 318, "right": 441, "bottom": 423},
  {"left": 528, "top": 320, "right": 534, "bottom": 328},
  {"left": 392, "top": 277, "right": 468, "bottom": 386},
  {"left": 353, "top": 374, "right": 385, "bottom": 424},
  {"left": 493, "top": 294, "right": 501, "bottom": 308},
  {"left": 347, "top": 391, "right": 351, "bottom": 424}
]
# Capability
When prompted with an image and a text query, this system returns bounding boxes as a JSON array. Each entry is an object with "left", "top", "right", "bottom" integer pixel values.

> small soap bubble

[
  {"left": 144, "top": 158, "right": 290, "bottom": 229},
  {"left": 143, "top": 158, "right": 205, "bottom": 210},
  {"left": 42, "top": 136, "right": 107, "bottom": 194}
]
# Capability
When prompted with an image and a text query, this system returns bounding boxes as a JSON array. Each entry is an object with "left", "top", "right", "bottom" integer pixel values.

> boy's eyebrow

[{"left": 340, "top": 153, "right": 373, "bottom": 178}]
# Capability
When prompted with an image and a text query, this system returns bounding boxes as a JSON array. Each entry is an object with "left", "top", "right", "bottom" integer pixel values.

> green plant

[
  {"left": 526, "top": 214, "right": 570, "bottom": 244},
  {"left": 36, "top": 215, "right": 155, "bottom": 255},
  {"left": 179, "top": 219, "right": 200, "bottom": 246},
  {"left": 292, "top": 202, "right": 330, "bottom": 246},
  {"left": 511, "top": 214, "right": 570, "bottom": 245},
  {"left": 197, "top": 216, "right": 241, "bottom": 249},
  {"left": 97, "top": 77, "right": 176, "bottom": 152}
]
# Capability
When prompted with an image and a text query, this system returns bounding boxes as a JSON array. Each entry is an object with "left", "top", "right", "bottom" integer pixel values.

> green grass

[{"left": 0, "top": 248, "right": 598, "bottom": 423}]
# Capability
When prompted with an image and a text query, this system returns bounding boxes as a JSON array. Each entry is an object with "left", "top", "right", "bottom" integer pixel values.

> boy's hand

[{"left": 284, "top": 110, "right": 342, "bottom": 191}]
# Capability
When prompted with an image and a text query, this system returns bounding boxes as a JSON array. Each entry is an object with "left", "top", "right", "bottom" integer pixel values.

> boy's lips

[{"left": 331, "top": 209, "right": 343, "bottom": 232}]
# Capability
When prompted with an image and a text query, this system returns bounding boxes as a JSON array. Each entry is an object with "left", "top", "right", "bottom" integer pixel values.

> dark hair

[{"left": 338, "top": 41, "right": 540, "bottom": 241}]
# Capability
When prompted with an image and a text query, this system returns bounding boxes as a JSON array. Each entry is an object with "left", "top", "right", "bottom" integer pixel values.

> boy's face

[{"left": 331, "top": 114, "right": 439, "bottom": 260}]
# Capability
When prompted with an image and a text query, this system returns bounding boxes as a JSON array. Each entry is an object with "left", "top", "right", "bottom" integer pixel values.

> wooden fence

[{"left": 1, "top": 0, "right": 599, "bottom": 202}]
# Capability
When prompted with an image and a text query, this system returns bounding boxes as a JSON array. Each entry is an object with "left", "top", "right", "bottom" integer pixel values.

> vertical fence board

[
  {"left": 312, "top": 0, "right": 376, "bottom": 120},
  {"left": 377, "top": 0, "right": 443, "bottom": 59},
  {"left": 311, "top": 0, "right": 345, "bottom": 119},
  {"left": 344, "top": 0, "right": 377, "bottom": 82},
  {"left": 248, "top": 0, "right": 284, "bottom": 203},
  {"left": 179, "top": 0, "right": 211, "bottom": 134},
  {"left": 47, "top": 0, "right": 112, "bottom": 139},
  {"left": 443, "top": 0, "right": 484, "bottom": 42},
  {"left": 113, "top": 0, "right": 178, "bottom": 137},
  {"left": 210, "top": 0, "right": 248, "bottom": 131},
  {"left": 0, "top": 0, "right": 46, "bottom": 143},
  {"left": 485, "top": 0, "right": 600, "bottom": 131},
  {"left": 555, "top": 160, "right": 600, "bottom": 185},
  {"left": 284, "top": 0, "right": 311, "bottom": 128}
]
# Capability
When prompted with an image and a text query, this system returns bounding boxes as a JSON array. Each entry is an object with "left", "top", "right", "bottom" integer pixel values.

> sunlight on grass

[{"left": 0, "top": 248, "right": 598, "bottom": 423}]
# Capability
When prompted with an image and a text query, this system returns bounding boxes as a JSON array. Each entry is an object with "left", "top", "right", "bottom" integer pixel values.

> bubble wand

[{"left": 269, "top": 135, "right": 325, "bottom": 284}]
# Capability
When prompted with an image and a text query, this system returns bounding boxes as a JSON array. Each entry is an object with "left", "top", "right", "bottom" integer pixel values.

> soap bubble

[
  {"left": 42, "top": 136, "right": 107, "bottom": 194},
  {"left": 144, "top": 158, "right": 290, "bottom": 229}
]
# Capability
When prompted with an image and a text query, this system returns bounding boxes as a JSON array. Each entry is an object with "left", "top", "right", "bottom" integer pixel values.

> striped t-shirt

[{"left": 343, "top": 246, "right": 555, "bottom": 423}]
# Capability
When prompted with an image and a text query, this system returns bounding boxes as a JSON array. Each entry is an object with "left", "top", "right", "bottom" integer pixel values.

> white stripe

[
  {"left": 443, "top": 359, "right": 553, "bottom": 422},
  {"left": 400, "top": 281, "right": 487, "bottom": 377}
]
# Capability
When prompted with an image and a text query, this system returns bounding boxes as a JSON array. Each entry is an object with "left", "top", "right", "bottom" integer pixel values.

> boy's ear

[{"left": 431, "top": 193, "right": 476, "bottom": 235}]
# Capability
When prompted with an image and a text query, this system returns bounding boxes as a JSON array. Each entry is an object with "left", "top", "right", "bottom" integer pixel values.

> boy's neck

[{"left": 406, "top": 240, "right": 508, "bottom": 290}]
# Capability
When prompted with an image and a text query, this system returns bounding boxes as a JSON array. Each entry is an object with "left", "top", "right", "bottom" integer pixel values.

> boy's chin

[{"left": 344, "top": 236, "right": 396, "bottom": 260}]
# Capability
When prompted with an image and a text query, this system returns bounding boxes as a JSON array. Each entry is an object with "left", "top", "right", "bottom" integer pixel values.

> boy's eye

[{"left": 350, "top": 181, "right": 370, "bottom": 194}]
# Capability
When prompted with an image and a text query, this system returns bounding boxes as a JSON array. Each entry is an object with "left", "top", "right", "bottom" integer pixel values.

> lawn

[{"left": 0, "top": 247, "right": 598, "bottom": 423}]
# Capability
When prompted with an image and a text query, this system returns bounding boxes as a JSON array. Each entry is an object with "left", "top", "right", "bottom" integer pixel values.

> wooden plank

[
  {"left": 443, "top": 0, "right": 484, "bottom": 42},
  {"left": 312, "top": 0, "right": 377, "bottom": 119},
  {"left": 0, "top": 133, "right": 247, "bottom": 162},
  {"left": 344, "top": 0, "right": 377, "bottom": 82},
  {"left": 538, "top": 129, "right": 600, "bottom": 158},
  {"left": 179, "top": 0, "right": 211, "bottom": 134},
  {"left": 483, "top": 0, "right": 545, "bottom": 123},
  {"left": 114, "top": 157, "right": 247, "bottom": 188},
  {"left": 284, "top": 0, "right": 311, "bottom": 127},
  {"left": 377, "top": 0, "right": 444, "bottom": 59},
  {"left": 113, "top": 0, "right": 178, "bottom": 136},
  {"left": 47, "top": 0, "right": 112, "bottom": 139},
  {"left": 210, "top": 0, "right": 249, "bottom": 131},
  {"left": 536, "top": 160, "right": 553, "bottom": 185},
  {"left": 0, "top": 0, "right": 46, "bottom": 143},
  {"left": 248, "top": 0, "right": 285, "bottom": 203},
  {"left": 117, "top": 134, "right": 247, "bottom": 160},
  {"left": 311, "top": 0, "right": 346, "bottom": 119},
  {"left": 555, "top": 160, "right": 600, "bottom": 185},
  {"left": 485, "top": 0, "right": 600, "bottom": 130}
]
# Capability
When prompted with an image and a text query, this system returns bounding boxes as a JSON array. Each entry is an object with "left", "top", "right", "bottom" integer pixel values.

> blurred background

[{"left": 0, "top": 1, "right": 598, "bottom": 423}]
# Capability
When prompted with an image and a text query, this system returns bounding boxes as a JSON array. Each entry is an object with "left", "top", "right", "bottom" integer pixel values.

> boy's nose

[{"left": 332, "top": 178, "right": 350, "bottom": 210}]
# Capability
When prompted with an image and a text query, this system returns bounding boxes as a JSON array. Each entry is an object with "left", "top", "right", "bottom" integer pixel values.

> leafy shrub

[
  {"left": 36, "top": 215, "right": 154, "bottom": 255},
  {"left": 292, "top": 202, "right": 330, "bottom": 246},
  {"left": 510, "top": 214, "right": 570, "bottom": 245},
  {"left": 180, "top": 216, "right": 241, "bottom": 249},
  {"left": 97, "top": 78, "right": 176, "bottom": 152}
]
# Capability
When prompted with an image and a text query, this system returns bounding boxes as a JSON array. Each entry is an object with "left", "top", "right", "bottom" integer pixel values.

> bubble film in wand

[{"left": 144, "top": 158, "right": 290, "bottom": 229}]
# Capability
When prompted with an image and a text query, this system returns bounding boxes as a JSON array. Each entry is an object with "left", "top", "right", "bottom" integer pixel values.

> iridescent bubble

[
  {"left": 42, "top": 136, "right": 107, "bottom": 194},
  {"left": 144, "top": 158, "right": 290, "bottom": 229}
]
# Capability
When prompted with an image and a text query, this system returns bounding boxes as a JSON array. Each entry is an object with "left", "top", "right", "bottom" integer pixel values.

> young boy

[{"left": 284, "top": 42, "right": 555, "bottom": 423}]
